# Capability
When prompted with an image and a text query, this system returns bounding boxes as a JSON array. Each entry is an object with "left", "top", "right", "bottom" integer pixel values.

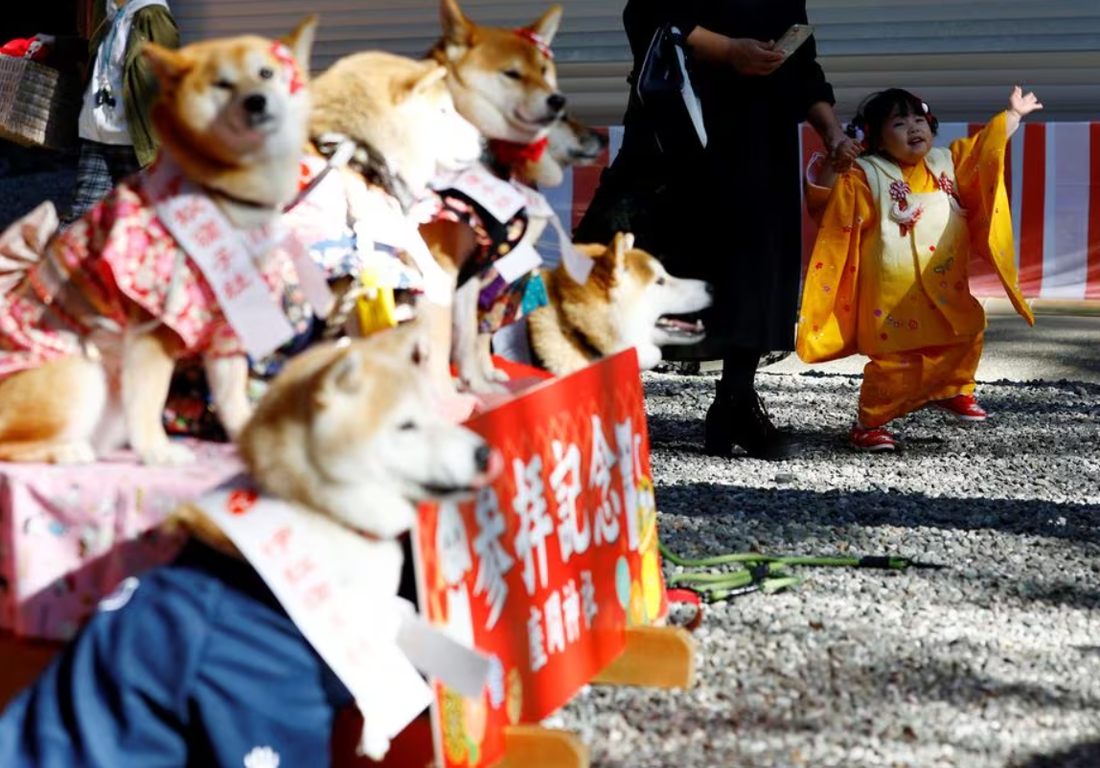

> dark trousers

[{"left": 61, "top": 139, "right": 143, "bottom": 228}]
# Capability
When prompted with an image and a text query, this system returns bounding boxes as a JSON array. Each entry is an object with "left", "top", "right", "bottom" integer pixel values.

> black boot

[{"left": 704, "top": 383, "right": 799, "bottom": 460}]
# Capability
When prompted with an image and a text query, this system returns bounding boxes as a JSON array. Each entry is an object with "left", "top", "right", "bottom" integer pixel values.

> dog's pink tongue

[{"left": 484, "top": 448, "right": 505, "bottom": 484}]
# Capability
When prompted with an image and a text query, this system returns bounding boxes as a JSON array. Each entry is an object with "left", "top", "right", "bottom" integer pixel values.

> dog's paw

[
  {"left": 459, "top": 366, "right": 510, "bottom": 395},
  {"left": 486, "top": 363, "right": 510, "bottom": 383},
  {"left": 136, "top": 441, "right": 197, "bottom": 466},
  {"left": 48, "top": 441, "right": 98, "bottom": 464}
]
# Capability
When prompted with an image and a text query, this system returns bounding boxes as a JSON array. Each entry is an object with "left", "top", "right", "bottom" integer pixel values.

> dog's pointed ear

[
  {"left": 441, "top": 0, "right": 472, "bottom": 48},
  {"left": 320, "top": 344, "right": 366, "bottom": 400},
  {"left": 143, "top": 42, "right": 193, "bottom": 86},
  {"left": 282, "top": 14, "right": 318, "bottom": 74},
  {"left": 611, "top": 231, "right": 633, "bottom": 269},
  {"left": 400, "top": 62, "right": 448, "bottom": 102},
  {"left": 526, "top": 5, "right": 563, "bottom": 47}
]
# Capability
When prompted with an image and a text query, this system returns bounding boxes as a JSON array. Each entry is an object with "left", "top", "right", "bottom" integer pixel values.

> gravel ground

[
  {"left": 4, "top": 162, "right": 1098, "bottom": 768},
  {"left": 555, "top": 369, "right": 1100, "bottom": 768}
]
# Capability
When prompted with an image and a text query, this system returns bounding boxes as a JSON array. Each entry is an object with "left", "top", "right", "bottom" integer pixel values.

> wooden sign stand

[{"left": 493, "top": 625, "right": 696, "bottom": 768}]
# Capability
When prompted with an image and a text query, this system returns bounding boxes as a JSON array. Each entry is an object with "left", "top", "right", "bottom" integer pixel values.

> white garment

[{"left": 78, "top": 0, "right": 169, "bottom": 144}]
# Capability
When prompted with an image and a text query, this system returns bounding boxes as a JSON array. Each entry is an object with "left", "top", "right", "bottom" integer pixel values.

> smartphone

[{"left": 774, "top": 23, "right": 815, "bottom": 59}]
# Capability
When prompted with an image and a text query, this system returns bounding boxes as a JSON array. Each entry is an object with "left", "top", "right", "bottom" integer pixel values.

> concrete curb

[{"left": 980, "top": 297, "right": 1100, "bottom": 317}]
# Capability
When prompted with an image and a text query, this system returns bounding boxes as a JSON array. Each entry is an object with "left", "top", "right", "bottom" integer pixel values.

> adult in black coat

[{"left": 576, "top": 0, "right": 859, "bottom": 460}]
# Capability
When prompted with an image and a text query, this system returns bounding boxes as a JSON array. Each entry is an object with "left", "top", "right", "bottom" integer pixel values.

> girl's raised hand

[{"left": 1008, "top": 86, "right": 1043, "bottom": 119}]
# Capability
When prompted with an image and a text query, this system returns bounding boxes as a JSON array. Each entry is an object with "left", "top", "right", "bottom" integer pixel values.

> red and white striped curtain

[{"left": 548, "top": 124, "right": 1100, "bottom": 302}]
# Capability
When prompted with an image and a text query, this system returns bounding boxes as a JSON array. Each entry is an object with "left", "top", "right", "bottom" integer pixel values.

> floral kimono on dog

[{"left": 0, "top": 165, "right": 312, "bottom": 385}]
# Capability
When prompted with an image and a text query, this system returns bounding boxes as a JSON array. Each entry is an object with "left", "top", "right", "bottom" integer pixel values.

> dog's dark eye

[
  {"left": 398, "top": 420, "right": 417, "bottom": 431},
  {"left": 259, "top": 67, "right": 274, "bottom": 80},
  {"left": 503, "top": 69, "right": 522, "bottom": 80},
  {"left": 656, "top": 276, "right": 667, "bottom": 286},
  {"left": 214, "top": 79, "right": 234, "bottom": 90}
]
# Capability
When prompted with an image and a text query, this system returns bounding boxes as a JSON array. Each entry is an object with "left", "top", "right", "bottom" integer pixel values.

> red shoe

[
  {"left": 934, "top": 394, "right": 988, "bottom": 422},
  {"left": 849, "top": 425, "right": 898, "bottom": 452}
]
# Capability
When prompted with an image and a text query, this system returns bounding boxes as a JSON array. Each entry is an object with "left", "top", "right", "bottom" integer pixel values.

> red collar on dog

[
  {"left": 513, "top": 27, "right": 553, "bottom": 59},
  {"left": 488, "top": 136, "right": 550, "bottom": 168}
]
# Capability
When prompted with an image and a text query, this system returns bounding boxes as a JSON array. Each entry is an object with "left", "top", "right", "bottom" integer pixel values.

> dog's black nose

[
  {"left": 474, "top": 444, "right": 492, "bottom": 473},
  {"left": 705, "top": 282, "right": 715, "bottom": 296},
  {"left": 243, "top": 94, "right": 268, "bottom": 115},
  {"left": 546, "top": 93, "right": 566, "bottom": 113}
]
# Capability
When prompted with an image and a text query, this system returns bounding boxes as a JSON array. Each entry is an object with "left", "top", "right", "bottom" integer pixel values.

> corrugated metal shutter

[{"left": 170, "top": 0, "right": 1100, "bottom": 125}]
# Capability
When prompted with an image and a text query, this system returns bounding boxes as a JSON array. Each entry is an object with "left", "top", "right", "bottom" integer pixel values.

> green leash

[{"left": 660, "top": 542, "right": 944, "bottom": 603}]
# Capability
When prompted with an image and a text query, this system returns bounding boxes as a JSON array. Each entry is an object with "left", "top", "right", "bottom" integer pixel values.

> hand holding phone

[{"left": 774, "top": 24, "right": 814, "bottom": 60}]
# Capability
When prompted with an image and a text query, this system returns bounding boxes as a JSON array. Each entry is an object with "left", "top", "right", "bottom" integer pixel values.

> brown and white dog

[
  {"left": 527, "top": 232, "right": 714, "bottom": 375},
  {"left": 0, "top": 19, "right": 318, "bottom": 465},
  {"left": 0, "top": 321, "right": 501, "bottom": 766},
  {"left": 419, "top": 0, "right": 567, "bottom": 399}
]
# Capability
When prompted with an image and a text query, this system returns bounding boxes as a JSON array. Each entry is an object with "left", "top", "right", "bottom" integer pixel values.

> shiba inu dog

[
  {"left": 0, "top": 321, "right": 502, "bottom": 768},
  {"left": 420, "top": 0, "right": 567, "bottom": 400},
  {"left": 297, "top": 50, "right": 482, "bottom": 343},
  {"left": 0, "top": 19, "right": 317, "bottom": 466},
  {"left": 309, "top": 50, "right": 483, "bottom": 207},
  {"left": 431, "top": 0, "right": 565, "bottom": 144},
  {"left": 527, "top": 232, "right": 714, "bottom": 375}
]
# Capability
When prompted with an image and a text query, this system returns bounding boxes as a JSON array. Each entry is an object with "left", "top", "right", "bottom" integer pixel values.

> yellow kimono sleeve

[
  {"left": 950, "top": 112, "right": 1035, "bottom": 326},
  {"left": 796, "top": 168, "right": 875, "bottom": 363},
  {"left": 803, "top": 152, "right": 833, "bottom": 223}
]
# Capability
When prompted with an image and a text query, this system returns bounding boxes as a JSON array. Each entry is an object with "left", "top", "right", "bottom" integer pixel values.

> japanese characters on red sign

[{"left": 415, "top": 350, "right": 667, "bottom": 768}]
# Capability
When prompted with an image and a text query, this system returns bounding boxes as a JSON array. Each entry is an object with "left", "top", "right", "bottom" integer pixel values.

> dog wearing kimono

[
  {"left": 0, "top": 19, "right": 320, "bottom": 466},
  {"left": 419, "top": 0, "right": 568, "bottom": 399},
  {"left": 296, "top": 49, "right": 482, "bottom": 332},
  {"left": 0, "top": 321, "right": 503, "bottom": 767}
]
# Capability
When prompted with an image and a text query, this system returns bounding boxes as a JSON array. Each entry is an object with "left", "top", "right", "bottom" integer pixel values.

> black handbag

[{"left": 633, "top": 24, "right": 708, "bottom": 155}]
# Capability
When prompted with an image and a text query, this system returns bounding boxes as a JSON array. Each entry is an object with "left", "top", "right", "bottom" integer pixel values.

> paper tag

[
  {"left": 494, "top": 241, "right": 543, "bottom": 284},
  {"left": 279, "top": 231, "right": 335, "bottom": 318},
  {"left": 395, "top": 601, "right": 491, "bottom": 699},
  {"left": 435, "top": 164, "right": 527, "bottom": 224},
  {"left": 549, "top": 213, "right": 594, "bottom": 284},
  {"left": 348, "top": 183, "right": 454, "bottom": 307},
  {"left": 519, "top": 184, "right": 554, "bottom": 218},
  {"left": 195, "top": 477, "right": 434, "bottom": 752},
  {"left": 146, "top": 162, "right": 296, "bottom": 359}
]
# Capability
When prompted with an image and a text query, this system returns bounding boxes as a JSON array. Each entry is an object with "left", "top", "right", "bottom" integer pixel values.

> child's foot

[
  {"left": 934, "top": 394, "right": 988, "bottom": 422},
  {"left": 849, "top": 424, "right": 898, "bottom": 452}
]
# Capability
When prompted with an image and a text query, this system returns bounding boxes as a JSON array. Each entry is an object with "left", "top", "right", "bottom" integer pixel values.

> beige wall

[{"left": 169, "top": 0, "right": 1100, "bottom": 125}]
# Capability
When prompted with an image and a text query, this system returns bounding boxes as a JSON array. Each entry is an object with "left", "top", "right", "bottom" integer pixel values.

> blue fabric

[{"left": 0, "top": 541, "right": 353, "bottom": 768}]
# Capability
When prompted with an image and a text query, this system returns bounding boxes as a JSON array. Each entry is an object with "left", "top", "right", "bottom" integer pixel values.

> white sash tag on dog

[
  {"left": 145, "top": 160, "right": 299, "bottom": 358},
  {"left": 548, "top": 212, "right": 594, "bottom": 285},
  {"left": 394, "top": 599, "right": 492, "bottom": 698},
  {"left": 194, "top": 477, "right": 490, "bottom": 759},
  {"left": 494, "top": 241, "right": 543, "bottom": 284},
  {"left": 274, "top": 228, "right": 335, "bottom": 318},
  {"left": 434, "top": 164, "right": 527, "bottom": 224},
  {"left": 347, "top": 182, "right": 453, "bottom": 306},
  {"left": 519, "top": 185, "right": 555, "bottom": 219}
]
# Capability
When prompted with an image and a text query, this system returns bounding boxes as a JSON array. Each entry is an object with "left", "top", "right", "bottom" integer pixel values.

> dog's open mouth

[
  {"left": 417, "top": 448, "right": 504, "bottom": 498},
  {"left": 656, "top": 316, "right": 706, "bottom": 341}
]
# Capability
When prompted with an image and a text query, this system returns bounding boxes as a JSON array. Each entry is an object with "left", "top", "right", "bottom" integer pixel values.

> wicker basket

[{"left": 0, "top": 55, "right": 82, "bottom": 151}]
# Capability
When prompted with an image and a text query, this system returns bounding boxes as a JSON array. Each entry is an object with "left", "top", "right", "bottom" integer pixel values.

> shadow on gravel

[
  {"left": 654, "top": 482, "right": 1100, "bottom": 545},
  {"left": 645, "top": 411, "right": 1099, "bottom": 459},
  {"left": 1009, "top": 740, "right": 1100, "bottom": 768}
]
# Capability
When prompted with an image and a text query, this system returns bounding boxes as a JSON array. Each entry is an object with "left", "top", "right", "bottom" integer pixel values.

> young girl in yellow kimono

[{"left": 797, "top": 87, "right": 1041, "bottom": 452}]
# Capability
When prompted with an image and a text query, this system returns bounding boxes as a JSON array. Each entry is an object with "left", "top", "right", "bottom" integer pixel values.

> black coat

[{"left": 575, "top": 0, "right": 835, "bottom": 352}]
